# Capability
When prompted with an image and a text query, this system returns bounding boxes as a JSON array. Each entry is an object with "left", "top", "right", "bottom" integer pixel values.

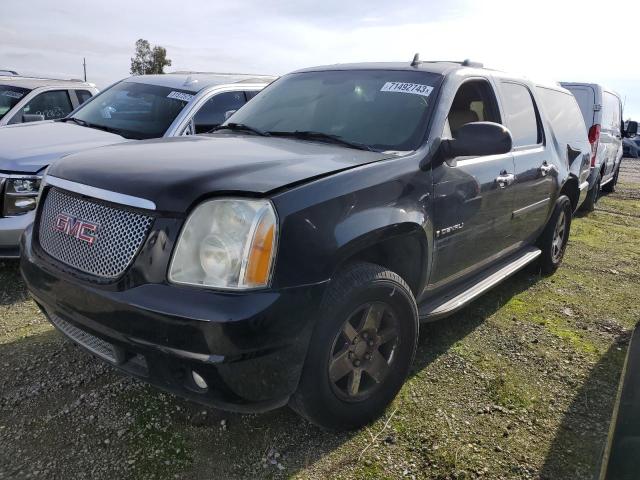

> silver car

[{"left": 0, "top": 72, "right": 274, "bottom": 257}]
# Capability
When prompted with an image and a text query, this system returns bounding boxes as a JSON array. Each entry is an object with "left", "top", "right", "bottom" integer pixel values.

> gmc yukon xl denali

[{"left": 21, "top": 59, "right": 590, "bottom": 430}]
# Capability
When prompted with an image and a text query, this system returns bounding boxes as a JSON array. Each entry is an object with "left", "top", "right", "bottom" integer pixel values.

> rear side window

[
  {"left": 500, "top": 82, "right": 541, "bottom": 148},
  {"left": 75, "top": 90, "right": 93, "bottom": 105},
  {"left": 192, "top": 91, "right": 247, "bottom": 134},
  {"left": 536, "top": 87, "right": 587, "bottom": 145}
]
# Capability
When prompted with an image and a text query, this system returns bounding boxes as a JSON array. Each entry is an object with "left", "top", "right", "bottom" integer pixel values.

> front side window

[
  {"left": 0, "top": 85, "right": 31, "bottom": 120},
  {"left": 192, "top": 91, "right": 246, "bottom": 134},
  {"left": 72, "top": 81, "right": 194, "bottom": 139},
  {"left": 444, "top": 80, "right": 501, "bottom": 138},
  {"left": 228, "top": 70, "right": 442, "bottom": 151},
  {"left": 501, "top": 82, "right": 541, "bottom": 148},
  {"left": 11, "top": 90, "right": 73, "bottom": 123}
]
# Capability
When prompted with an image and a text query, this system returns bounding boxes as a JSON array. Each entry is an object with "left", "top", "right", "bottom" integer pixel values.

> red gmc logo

[{"left": 53, "top": 213, "right": 99, "bottom": 246}]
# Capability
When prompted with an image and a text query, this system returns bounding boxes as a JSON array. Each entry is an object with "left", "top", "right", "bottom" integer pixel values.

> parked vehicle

[
  {"left": 0, "top": 75, "right": 98, "bottom": 126},
  {"left": 560, "top": 82, "right": 637, "bottom": 209},
  {"left": 22, "top": 59, "right": 588, "bottom": 430},
  {"left": 623, "top": 138, "right": 639, "bottom": 158},
  {"left": 0, "top": 72, "right": 274, "bottom": 257}
]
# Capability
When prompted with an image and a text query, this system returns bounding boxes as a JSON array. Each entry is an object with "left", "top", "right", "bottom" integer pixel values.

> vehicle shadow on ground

[
  {"left": 0, "top": 263, "right": 542, "bottom": 479},
  {"left": 0, "top": 259, "right": 29, "bottom": 305},
  {"left": 538, "top": 339, "right": 628, "bottom": 480}
]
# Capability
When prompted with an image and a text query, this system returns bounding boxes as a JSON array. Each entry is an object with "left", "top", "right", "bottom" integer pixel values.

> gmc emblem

[{"left": 53, "top": 213, "right": 99, "bottom": 246}]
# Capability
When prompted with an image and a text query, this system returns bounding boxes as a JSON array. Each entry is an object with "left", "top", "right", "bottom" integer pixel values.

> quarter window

[
  {"left": 501, "top": 83, "right": 541, "bottom": 148},
  {"left": 11, "top": 90, "right": 73, "bottom": 123},
  {"left": 75, "top": 90, "right": 93, "bottom": 105},
  {"left": 192, "top": 91, "right": 247, "bottom": 134}
]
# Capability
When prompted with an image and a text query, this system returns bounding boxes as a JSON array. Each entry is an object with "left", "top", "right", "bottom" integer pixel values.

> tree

[{"left": 130, "top": 39, "right": 172, "bottom": 75}]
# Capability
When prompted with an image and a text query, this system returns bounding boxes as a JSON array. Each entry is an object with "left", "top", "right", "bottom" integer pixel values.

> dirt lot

[{"left": 1, "top": 160, "right": 639, "bottom": 480}]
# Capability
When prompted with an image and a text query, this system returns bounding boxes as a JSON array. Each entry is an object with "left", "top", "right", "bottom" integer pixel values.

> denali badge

[
  {"left": 53, "top": 213, "right": 99, "bottom": 246},
  {"left": 436, "top": 223, "right": 464, "bottom": 238}
]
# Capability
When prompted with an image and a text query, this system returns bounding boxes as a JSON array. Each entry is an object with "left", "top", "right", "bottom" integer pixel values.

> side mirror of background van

[
  {"left": 22, "top": 114, "right": 45, "bottom": 123},
  {"left": 624, "top": 120, "right": 638, "bottom": 138},
  {"left": 440, "top": 122, "right": 513, "bottom": 161}
]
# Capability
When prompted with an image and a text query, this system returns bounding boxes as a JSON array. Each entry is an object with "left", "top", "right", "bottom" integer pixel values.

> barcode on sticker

[
  {"left": 380, "top": 82, "right": 433, "bottom": 97},
  {"left": 1, "top": 90, "right": 25, "bottom": 99},
  {"left": 167, "top": 91, "right": 194, "bottom": 102}
]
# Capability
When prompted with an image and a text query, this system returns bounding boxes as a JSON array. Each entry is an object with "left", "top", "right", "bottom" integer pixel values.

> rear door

[
  {"left": 499, "top": 81, "right": 554, "bottom": 243},
  {"left": 430, "top": 78, "right": 516, "bottom": 285},
  {"left": 602, "top": 91, "right": 622, "bottom": 178}
]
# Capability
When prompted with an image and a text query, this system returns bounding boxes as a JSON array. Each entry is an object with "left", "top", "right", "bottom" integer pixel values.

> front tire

[
  {"left": 537, "top": 195, "right": 572, "bottom": 275},
  {"left": 290, "top": 262, "right": 418, "bottom": 430}
]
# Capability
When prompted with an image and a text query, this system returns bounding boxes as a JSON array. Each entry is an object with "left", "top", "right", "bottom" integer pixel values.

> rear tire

[
  {"left": 290, "top": 262, "right": 418, "bottom": 430},
  {"left": 537, "top": 195, "right": 572, "bottom": 275},
  {"left": 581, "top": 171, "right": 601, "bottom": 212},
  {"left": 602, "top": 164, "right": 620, "bottom": 193}
]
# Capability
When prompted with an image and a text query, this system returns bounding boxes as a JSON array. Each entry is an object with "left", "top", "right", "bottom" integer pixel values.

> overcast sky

[{"left": 2, "top": 0, "right": 639, "bottom": 118}]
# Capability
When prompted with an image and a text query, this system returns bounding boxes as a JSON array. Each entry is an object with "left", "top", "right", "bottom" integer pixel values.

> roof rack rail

[
  {"left": 0, "top": 69, "right": 19, "bottom": 76},
  {"left": 0, "top": 73, "right": 86, "bottom": 82},
  {"left": 409, "top": 56, "right": 484, "bottom": 69}
]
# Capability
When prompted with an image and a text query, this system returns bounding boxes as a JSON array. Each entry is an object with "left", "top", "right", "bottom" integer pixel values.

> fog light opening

[{"left": 191, "top": 370, "right": 208, "bottom": 390}]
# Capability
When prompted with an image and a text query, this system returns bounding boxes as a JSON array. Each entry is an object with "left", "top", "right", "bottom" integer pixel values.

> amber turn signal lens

[{"left": 244, "top": 214, "right": 276, "bottom": 287}]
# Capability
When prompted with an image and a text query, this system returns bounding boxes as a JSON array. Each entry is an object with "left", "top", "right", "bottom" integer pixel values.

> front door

[{"left": 430, "top": 79, "right": 516, "bottom": 286}]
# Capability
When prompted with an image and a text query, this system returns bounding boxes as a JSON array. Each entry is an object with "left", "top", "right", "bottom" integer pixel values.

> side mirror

[
  {"left": 624, "top": 120, "right": 638, "bottom": 138},
  {"left": 224, "top": 110, "right": 237, "bottom": 121},
  {"left": 440, "top": 122, "right": 512, "bottom": 161},
  {"left": 22, "top": 114, "right": 45, "bottom": 123}
]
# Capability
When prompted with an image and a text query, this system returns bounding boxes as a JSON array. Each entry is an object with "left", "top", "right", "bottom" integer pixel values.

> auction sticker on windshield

[
  {"left": 1, "top": 91, "right": 25, "bottom": 99},
  {"left": 380, "top": 82, "right": 433, "bottom": 97},
  {"left": 167, "top": 91, "right": 195, "bottom": 102}
]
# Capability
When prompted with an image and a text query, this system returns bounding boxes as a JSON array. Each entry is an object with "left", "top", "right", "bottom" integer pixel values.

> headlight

[
  {"left": 1, "top": 175, "right": 42, "bottom": 217},
  {"left": 169, "top": 198, "right": 278, "bottom": 289}
]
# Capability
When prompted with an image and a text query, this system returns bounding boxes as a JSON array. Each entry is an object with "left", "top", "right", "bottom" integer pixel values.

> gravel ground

[{"left": 1, "top": 159, "right": 639, "bottom": 480}]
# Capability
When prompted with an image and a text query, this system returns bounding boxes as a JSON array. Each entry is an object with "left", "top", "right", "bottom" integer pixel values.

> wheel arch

[{"left": 560, "top": 175, "right": 580, "bottom": 213}]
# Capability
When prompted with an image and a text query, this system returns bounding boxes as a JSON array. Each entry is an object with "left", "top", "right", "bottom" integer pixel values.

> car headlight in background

[
  {"left": 169, "top": 198, "right": 278, "bottom": 289},
  {"left": 0, "top": 175, "right": 43, "bottom": 217}
]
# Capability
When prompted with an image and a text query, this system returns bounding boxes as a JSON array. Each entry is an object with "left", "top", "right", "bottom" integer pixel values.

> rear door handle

[
  {"left": 540, "top": 162, "right": 553, "bottom": 176},
  {"left": 495, "top": 172, "right": 515, "bottom": 188}
]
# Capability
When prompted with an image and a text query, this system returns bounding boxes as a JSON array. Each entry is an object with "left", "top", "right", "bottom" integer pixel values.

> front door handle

[
  {"left": 540, "top": 162, "right": 553, "bottom": 176},
  {"left": 495, "top": 172, "right": 515, "bottom": 189}
]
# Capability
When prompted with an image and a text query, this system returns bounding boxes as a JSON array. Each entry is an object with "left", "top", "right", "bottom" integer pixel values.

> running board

[{"left": 418, "top": 246, "right": 541, "bottom": 321}]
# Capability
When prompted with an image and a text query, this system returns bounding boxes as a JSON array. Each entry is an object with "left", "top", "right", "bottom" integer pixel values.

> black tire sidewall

[
  {"left": 292, "top": 265, "right": 417, "bottom": 430},
  {"left": 539, "top": 195, "right": 572, "bottom": 274}
]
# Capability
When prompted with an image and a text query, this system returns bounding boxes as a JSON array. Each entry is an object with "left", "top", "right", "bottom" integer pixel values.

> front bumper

[
  {"left": 0, "top": 210, "right": 35, "bottom": 257},
  {"left": 20, "top": 226, "right": 327, "bottom": 413}
]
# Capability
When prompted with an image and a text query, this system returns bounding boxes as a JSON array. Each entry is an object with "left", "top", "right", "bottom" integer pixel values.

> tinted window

[
  {"left": 501, "top": 82, "right": 541, "bottom": 148},
  {"left": 192, "top": 91, "right": 246, "bottom": 134},
  {"left": 536, "top": 87, "right": 587, "bottom": 145},
  {"left": 228, "top": 70, "right": 442, "bottom": 151},
  {"left": 72, "top": 81, "right": 193, "bottom": 139},
  {"left": 0, "top": 85, "right": 30, "bottom": 120},
  {"left": 245, "top": 91, "right": 259, "bottom": 100},
  {"left": 75, "top": 90, "right": 93, "bottom": 105},
  {"left": 11, "top": 90, "right": 73, "bottom": 123}
]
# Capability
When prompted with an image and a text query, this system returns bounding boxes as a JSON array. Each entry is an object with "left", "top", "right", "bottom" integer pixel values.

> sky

[{"left": 2, "top": 0, "right": 639, "bottom": 119}]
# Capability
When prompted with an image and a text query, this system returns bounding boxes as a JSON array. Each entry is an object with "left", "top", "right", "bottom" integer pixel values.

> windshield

[
  {"left": 227, "top": 70, "right": 442, "bottom": 151},
  {"left": 71, "top": 81, "right": 194, "bottom": 139},
  {"left": 0, "top": 85, "right": 31, "bottom": 120}
]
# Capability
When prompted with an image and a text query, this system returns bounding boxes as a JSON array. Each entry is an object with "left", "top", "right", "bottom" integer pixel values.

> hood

[
  {"left": 0, "top": 121, "right": 127, "bottom": 174},
  {"left": 49, "top": 134, "right": 393, "bottom": 212}
]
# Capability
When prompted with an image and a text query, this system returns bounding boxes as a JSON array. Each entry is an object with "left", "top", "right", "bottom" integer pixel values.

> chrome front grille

[
  {"left": 38, "top": 187, "right": 153, "bottom": 279},
  {"left": 49, "top": 313, "right": 116, "bottom": 363}
]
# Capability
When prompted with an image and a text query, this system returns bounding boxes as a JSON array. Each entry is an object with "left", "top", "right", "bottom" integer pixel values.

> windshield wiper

[
  {"left": 210, "top": 123, "right": 270, "bottom": 136},
  {"left": 267, "top": 130, "right": 378, "bottom": 152},
  {"left": 59, "top": 117, "right": 127, "bottom": 137}
]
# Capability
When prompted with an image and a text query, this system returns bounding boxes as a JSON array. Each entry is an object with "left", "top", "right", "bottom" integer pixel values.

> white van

[{"left": 560, "top": 83, "right": 635, "bottom": 210}]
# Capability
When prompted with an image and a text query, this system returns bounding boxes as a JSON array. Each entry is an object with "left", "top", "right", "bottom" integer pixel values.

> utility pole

[{"left": 83, "top": 57, "right": 87, "bottom": 82}]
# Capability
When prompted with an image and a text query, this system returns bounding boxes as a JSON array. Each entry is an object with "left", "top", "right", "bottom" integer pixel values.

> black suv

[{"left": 21, "top": 60, "right": 591, "bottom": 430}]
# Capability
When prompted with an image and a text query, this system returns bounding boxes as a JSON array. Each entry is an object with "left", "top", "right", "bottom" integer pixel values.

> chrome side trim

[
  {"left": 512, "top": 197, "right": 550, "bottom": 218},
  {"left": 579, "top": 181, "right": 589, "bottom": 191},
  {"left": 45, "top": 175, "right": 156, "bottom": 210}
]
